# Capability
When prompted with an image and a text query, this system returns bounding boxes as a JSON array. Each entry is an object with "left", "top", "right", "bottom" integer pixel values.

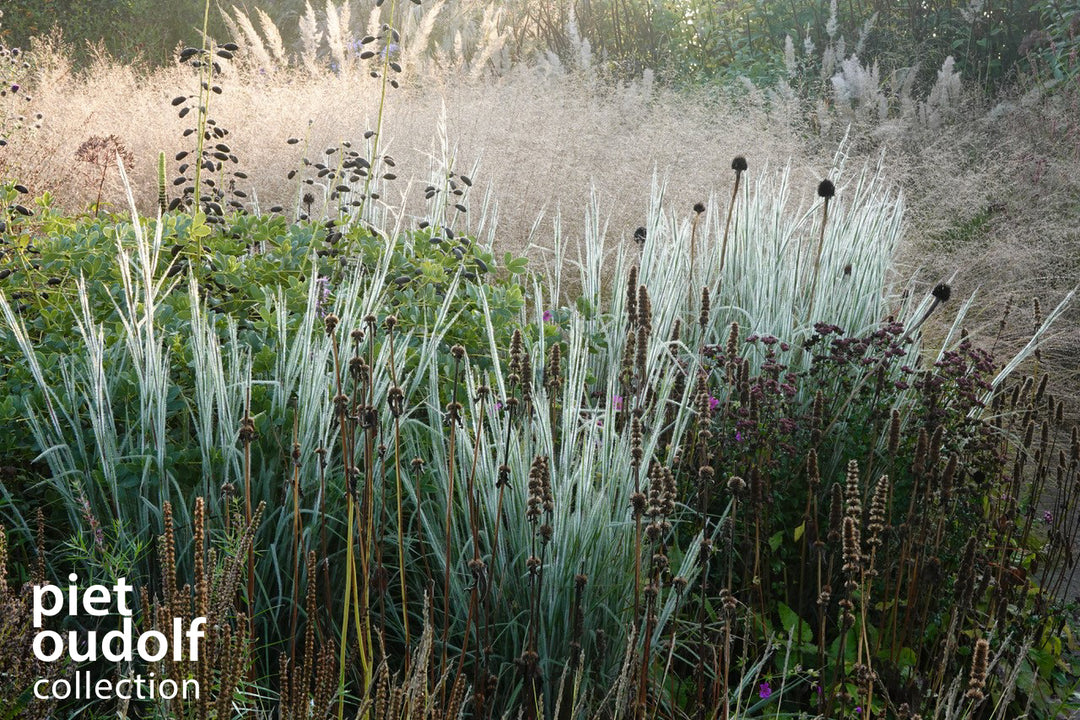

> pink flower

[
  {"left": 709, "top": 396, "right": 719, "bottom": 411},
  {"left": 613, "top": 395, "right": 623, "bottom": 411},
  {"left": 758, "top": 681, "right": 772, "bottom": 699},
  {"left": 543, "top": 310, "right": 554, "bottom": 323}
]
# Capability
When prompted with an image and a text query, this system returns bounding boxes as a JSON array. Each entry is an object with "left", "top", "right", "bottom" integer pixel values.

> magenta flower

[
  {"left": 543, "top": 310, "right": 554, "bottom": 323},
  {"left": 1043, "top": 510, "right": 1053, "bottom": 524},
  {"left": 709, "top": 396, "right": 719, "bottom": 411},
  {"left": 613, "top": 395, "right": 624, "bottom": 411},
  {"left": 735, "top": 430, "right": 743, "bottom": 442},
  {"left": 758, "top": 681, "right": 772, "bottom": 699}
]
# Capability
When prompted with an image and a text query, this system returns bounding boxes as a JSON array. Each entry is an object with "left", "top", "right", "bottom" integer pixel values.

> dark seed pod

[
  {"left": 222, "top": 43, "right": 239, "bottom": 52},
  {"left": 932, "top": 283, "right": 951, "bottom": 303},
  {"left": 731, "top": 155, "right": 748, "bottom": 172},
  {"left": 216, "top": 49, "right": 233, "bottom": 60},
  {"left": 817, "top": 179, "right": 835, "bottom": 198},
  {"left": 287, "top": 137, "right": 300, "bottom": 145},
  {"left": 171, "top": 96, "right": 187, "bottom": 106}
]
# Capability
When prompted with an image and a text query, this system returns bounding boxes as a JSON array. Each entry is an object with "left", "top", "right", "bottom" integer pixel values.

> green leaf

[
  {"left": 776, "top": 601, "right": 811, "bottom": 644},
  {"left": 769, "top": 530, "right": 783, "bottom": 552}
]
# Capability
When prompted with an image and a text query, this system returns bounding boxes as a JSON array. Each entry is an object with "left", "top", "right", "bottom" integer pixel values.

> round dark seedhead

[
  {"left": 817, "top": 179, "right": 836, "bottom": 199},
  {"left": 932, "top": 283, "right": 952, "bottom": 303},
  {"left": 731, "top": 155, "right": 748, "bottom": 173},
  {"left": 693, "top": 202, "right": 706, "bottom": 214},
  {"left": 633, "top": 226, "right": 647, "bottom": 244}
]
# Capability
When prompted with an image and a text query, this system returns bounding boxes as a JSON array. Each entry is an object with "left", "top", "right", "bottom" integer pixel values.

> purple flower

[
  {"left": 855, "top": 708, "right": 862, "bottom": 714},
  {"left": 758, "top": 681, "right": 772, "bottom": 699},
  {"left": 543, "top": 310, "right": 554, "bottom": 323},
  {"left": 735, "top": 430, "right": 743, "bottom": 442},
  {"left": 1043, "top": 510, "right": 1053, "bottom": 524},
  {"left": 613, "top": 395, "right": 623, "bottom": 411},
  {"left": 709, "top": 396, "right": 719, "bottom": 411}
]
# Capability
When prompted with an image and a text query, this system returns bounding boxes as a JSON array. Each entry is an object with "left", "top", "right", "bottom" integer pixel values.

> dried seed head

[
  {"left": 806, "top": 449, "right": 820, "bottom": 488},
  {"left": 633, "top": 226, "right": 647, "bottom": 244},
  {"left": 817, "top": 179, "right": 835, "bottom": 198},
  {"left": 731, "top": 155, "right": 748, "bottom": 173},
  {"left": 844, "top": 459, "right": 862, "bottom": 520},
  {"left": 727, "top": 475, "right": 746, "bottom": 494},
  {"left": 932, "top": 283, "right": 951, "bottom": 303},
  {"left": 693, "top": 201, "right": 706, "bottom": 214},
  {"left": 626, "top": 266, "right": 639, "bottom": 326},
  {"left": 887, "top": 409, "right": 901, "bottom": 458},
  {"left": 842, "top": 515, "right": 861, "bottom": 575},
  {"left": 965, "top": 638, "right": 989, "bottom": 701},
  {"left": 827, "top": 483, "right": 843, "bottom": 544},
  {"left": 866, "top": 475, "right": 890, "bottom": 549},
  {"left": 638, "top": 284, "right": 652, "bottom": 333},
  {"left": 699, "top": 287, "right": 710, "bottom": 330},
  {"left": 726, "top": 322, "right": 739, "bottom": 359},
  {"left": 324, "top": 313, "right": 339, "bottom": 335}
]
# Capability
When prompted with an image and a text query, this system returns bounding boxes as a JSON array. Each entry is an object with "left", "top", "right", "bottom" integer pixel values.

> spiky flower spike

[
  {"left": 720, "top": 155, "right": 748, "bottom": 274},
  {"left": 805, "top": 177, "right": 836, "bottom": 323},
  {"left": 965, "top": 638, "right": 989, "bottom": 701}
]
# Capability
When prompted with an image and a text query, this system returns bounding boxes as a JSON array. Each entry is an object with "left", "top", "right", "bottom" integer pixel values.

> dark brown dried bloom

[
  {"left": 693, "top": 201, "right": 706, "bottom": 214},
  {"left": 887, "top": 409, "right": 901, "bottom": 458},
  {"left": 324, "top": 314, "right": 339, "bottom": 335},
  {"left": 731, "top": 156, "right": 748, "bottom": 173},
  {"left": 75, "top": 134, "right": 134, "bottom": 168},
  {"left": 699, "top": 287, "right": 710, "bottom": 330},
  {"left": 817, "top": 179, "right": 835, "bottom": 198},
  {"left": 931, "top": 283, "right": 951, "bottom": 303},
  {"left": 806, "top": 449, "right": 820, "bottom": 488}
]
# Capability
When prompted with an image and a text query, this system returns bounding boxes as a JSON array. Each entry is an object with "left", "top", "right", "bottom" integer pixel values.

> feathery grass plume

[{"left": 804, "top": 178, "right": 836, "bottom": 323}]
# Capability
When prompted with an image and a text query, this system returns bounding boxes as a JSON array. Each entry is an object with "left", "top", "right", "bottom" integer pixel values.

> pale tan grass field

[
  {"left": 5, "top": 43, "right": 1079, "bottom": 403},
  {"left": 10, "top": 46, "right": 823, "bottom": 254}
]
